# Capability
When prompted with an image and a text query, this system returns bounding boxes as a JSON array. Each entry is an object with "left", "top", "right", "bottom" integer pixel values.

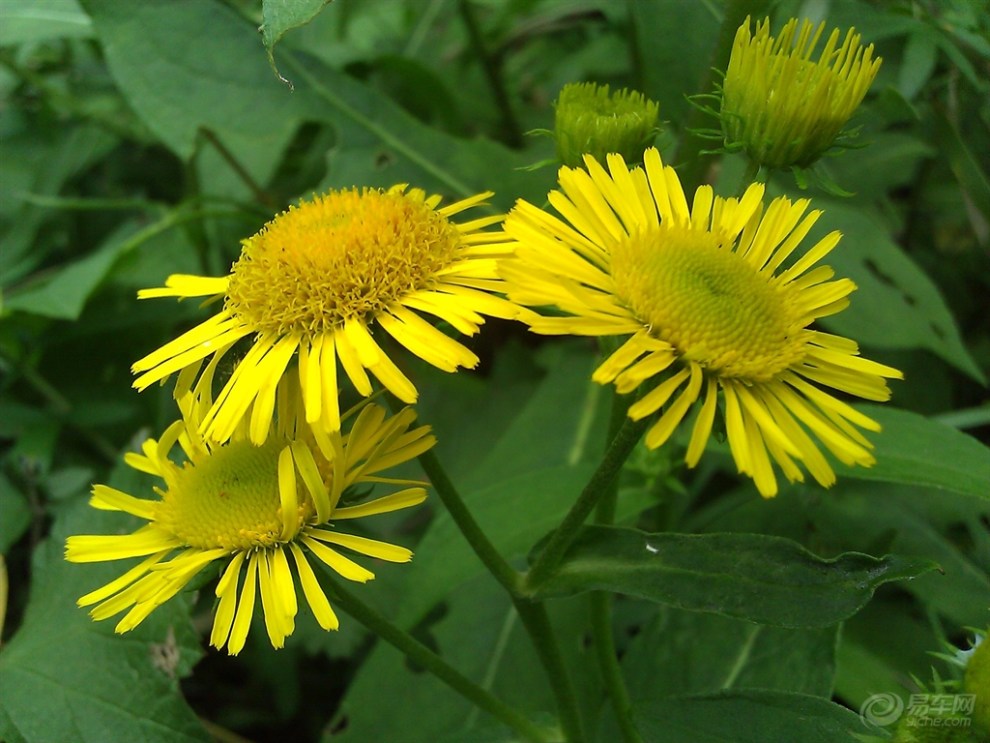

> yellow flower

[
  {"left": 65, "top": 382, "right": 435, "bottom": 654},
  {"left": 721, "top": 16, "right": 881, "bottom": 170},
  {"left": 132, "top": 185, "right": 521, "bottom": 443},
  {"left": 499, "top": 148, "right": 902, "bottom": 497}
]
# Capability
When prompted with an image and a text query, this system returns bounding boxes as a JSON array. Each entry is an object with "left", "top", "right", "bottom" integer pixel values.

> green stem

[
  {"left": 676, "top": 0, "right": 769, "bottom": 195},
  {"left": 512, "top": 599, "right": 587, "bottom": 743},
  {"left": 321, "top": 573, "right": 551, "bottom": 743},
  {"left": 590, "top": 385, "right": 642, "bottom": 743},
  {"left": 525, "top": 416, "right": 648, "bottom": 590},
  {"left": 198, "top": 128, "right": 276, "bottom": 209},
  {"left": 418, "top": 449, "right": 587, "bottom": 740},
  {"left": 589, "top": 595, "right": 641, "bottom": 742},
  {"left": 417, "top": 449, "right": 522, "bottom": 594}
]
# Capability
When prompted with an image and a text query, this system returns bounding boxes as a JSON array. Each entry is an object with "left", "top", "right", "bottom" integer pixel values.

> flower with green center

[
  {"left": 553, "top": 82, "right": 659, "bottom": 168},
  {"left": 721, "top": 16, "right": 881, "bottom": 170},
  {"left": 65, "top": 383, "right": 435, "bottom": 654},
  {"left": 499, "top": 148, "right": 902, "bottom": 497},
  {"left": 132, "top": 185, "right": 522, "bottom": 444}
]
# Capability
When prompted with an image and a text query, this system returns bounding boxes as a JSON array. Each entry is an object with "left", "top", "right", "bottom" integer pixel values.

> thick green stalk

[
  {"left": 525, "top": 416, "right": 648, "bottom": 590},
  {"left": 320, "top": 572, "right": 551, "bottom": 743},
  {"left": 417, "top": 449, "right": 522, "bottom": 594}
]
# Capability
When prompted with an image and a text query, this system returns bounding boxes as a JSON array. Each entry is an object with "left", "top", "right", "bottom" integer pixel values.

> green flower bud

[
  {"left": 720, "top": 16, "right": 881, "bottom": 171},
  {"left": 553, "top": 82, "right": 659, "bottom": 168}
]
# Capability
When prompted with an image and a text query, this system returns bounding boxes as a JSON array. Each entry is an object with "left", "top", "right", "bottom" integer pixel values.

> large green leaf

[
  {"left": 80, "top": 0, "right": 301, "bottom": 182},
  {"left": 813, "top": 201, "right": 984, "bottom": 383},
  {"left": 530, "top": 526, "right": 936, "bottom": 627},
  {"left": 0, "top": 495, "right": 207, "bottom": 743},
  {"left": 81, "top": 0, "right": 545, "bottom": 208},
  {"left": 838, "top": 405, "right": 990, "bottom": 499},
  {"left": 633, "top": 691, "right": 871, "bottom": 743}
]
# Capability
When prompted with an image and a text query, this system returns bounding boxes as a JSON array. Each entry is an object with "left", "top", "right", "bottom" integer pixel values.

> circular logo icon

[{"left": 860, "top": 693, "right": 905, "bottom": 727}]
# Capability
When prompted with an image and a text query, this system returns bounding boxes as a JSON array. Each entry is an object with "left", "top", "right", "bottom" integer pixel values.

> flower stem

[
  {"left": 512, "top": 599, "right": 587, "bottom": 743},
  {"left": 589, "top": 386, "right": 642, "bottom": 743},
  {"left": 321, "top": 572, "right": 552, "bottom": 743},
  {"left": 418, "top": 449, "right": 587, "bottom": 741},
  {"left": 525, "top": 416, "right": 648, "bottom": 590},
  {"left": 417, "top": 449, "right": 523, "bottom": 594},
  {"left": 589, "top": 594, "right": 641, "bottom": 742}
]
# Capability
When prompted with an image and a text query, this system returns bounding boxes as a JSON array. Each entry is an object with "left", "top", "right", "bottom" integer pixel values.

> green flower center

[
  {"left": 226, "top": 189, "right": 462, "bottom": 337},
  {"left": 611, "top": 227, "right": 806, "bottom": 380},
  {"left": 157, "top": 439, "right": 312, "bottom": 550}
]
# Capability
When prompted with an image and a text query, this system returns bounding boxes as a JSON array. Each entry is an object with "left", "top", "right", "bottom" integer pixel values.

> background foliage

[{"left": 1, "top": 0, "right": 988, "bottom": 741}]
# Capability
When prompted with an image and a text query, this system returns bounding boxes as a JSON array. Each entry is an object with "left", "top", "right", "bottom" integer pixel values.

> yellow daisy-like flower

[
  {"left": 499, "top": 148, "right": 902, "bottom": 497},
  {"left": 721, "top": 16, "right": 881, "bottom": 170},
  {"left": 132, "top": 185, "right": 521, "bottom": 444},
  {"left": 65, "top": 383, "right": 435, "bottom": 654}
]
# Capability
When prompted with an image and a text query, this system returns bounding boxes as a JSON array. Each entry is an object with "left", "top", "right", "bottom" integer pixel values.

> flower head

[
  {"left": 132, "top": 185, "right": 522, "bottom": 443},
  {"left": 65, "top": 382, "right": 435, "bottom": 654},
  {"left": 553, "top": 82, "right": 659, "bottom": 168},
  {"left": 721, "top": 16, "right": 881, "bottom": 170},
  {"left": 499, "top": 148, "right": 902, "bottom": 497}
]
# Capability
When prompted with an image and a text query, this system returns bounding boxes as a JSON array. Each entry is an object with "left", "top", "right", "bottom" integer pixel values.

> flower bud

[
  {"left": 553, "top": 82, "right": 659, "bottom": 168},
  {"left": 720, "top": 16, "right": 881, "bottom": 170}
]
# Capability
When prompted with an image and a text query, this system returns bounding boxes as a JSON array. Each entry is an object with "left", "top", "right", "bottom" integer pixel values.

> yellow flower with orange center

[{"left": 132, "top": 186, "right": 523, "bottom": 444}]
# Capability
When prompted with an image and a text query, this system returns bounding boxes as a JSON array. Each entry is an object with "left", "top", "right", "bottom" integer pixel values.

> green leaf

[
  {"left": 0, "top": 495, "right": 208, "bottom": 743},
  {"left": 261, "top": 0, "right": 332, "bottom": 75},
  {"left": 530, "top": 527, "right": 936, "bottom": 627},
  {"left": 812, "top": 201, "right": 985, "bottom": 383},
  {"left": 898, "top": 30, "right": 939, "bottom": 100},
  {"left": 4, "top": 222, "right": 138, "bottom": 320},
  {"left": 0, "top": 0, "right": 92, "bottom": 45},
  {"left": 622, "top": 609, "right": 839, "bottom": 699},
  {"left": 0, "top": 473, "right": 31, "bottom": 554},
  {"left": 0, "top": 124, "right": 118, "bottom": 283},
  {"left": 628, "top": 0, "right": 720, "bottom": 125},
  {"left": 839, "top": 405, "right": 990, "bottom": 499},
  {"left": 330, "top": 571, "right": 592, "bottom": 743},
  {"left": 633, "top": 690, "right": 871, "bottom": 743},
  {"left": 80, "top": 0, "right": 301, "bottom": 182},
  {"left": 4, "top": 214, "right": 196, "bottom": 321},
  {"left": 288, "top": 51, "right": 546, "bottom": 207}
]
